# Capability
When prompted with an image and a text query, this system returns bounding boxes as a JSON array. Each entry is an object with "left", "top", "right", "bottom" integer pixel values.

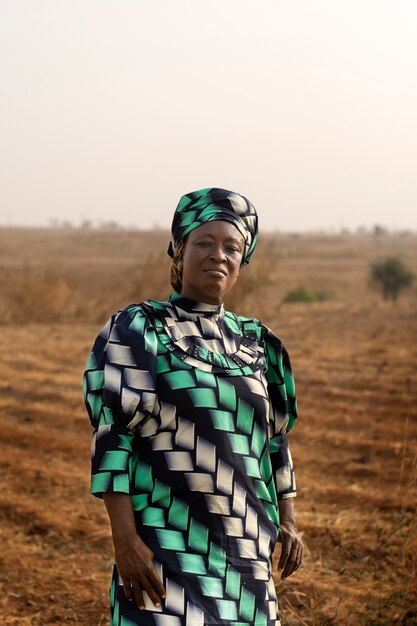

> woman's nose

[{"left": 209, "top": 244, "right": 227, "bottom": 261}]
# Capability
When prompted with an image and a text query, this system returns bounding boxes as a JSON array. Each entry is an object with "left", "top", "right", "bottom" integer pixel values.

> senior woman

[{"left": 83, "top": 188, "right": 303, "bottom": 626}]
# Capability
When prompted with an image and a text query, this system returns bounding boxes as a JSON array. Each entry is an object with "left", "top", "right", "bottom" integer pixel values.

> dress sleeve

[
  {"left": 83, "top": 305, "right": 158, "bottom": 498},
  {"left": 263, "top": 327, "right": 298, "bottom": 500}
]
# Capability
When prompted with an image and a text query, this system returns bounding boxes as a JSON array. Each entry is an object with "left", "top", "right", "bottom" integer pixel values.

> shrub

[
  {"left": 369, "top": 257, "right": 414, "bottom": 301},
  {"left": 283, "top": 285, "right": 328, "bottom": 303},
  {"left": 2, "top": 273, "right": 78, "bottom": 322}
]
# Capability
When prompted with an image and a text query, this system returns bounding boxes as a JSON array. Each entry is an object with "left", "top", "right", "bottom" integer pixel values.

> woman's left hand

[
  {"left": 277, "top": 519, "right": 304, "bottom": 579},
  {"left": 277, "top": 497, "right": 304, "bottom": 579}
]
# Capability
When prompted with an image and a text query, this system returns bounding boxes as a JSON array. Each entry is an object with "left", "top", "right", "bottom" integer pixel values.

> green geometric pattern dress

[{"left": 83, "top": 293, "right": 297, "bottom": 626}]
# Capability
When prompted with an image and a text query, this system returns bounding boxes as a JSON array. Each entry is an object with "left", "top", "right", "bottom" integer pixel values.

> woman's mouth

[{"left": 205, "top": 268, "right": 227, "bottom": 277}]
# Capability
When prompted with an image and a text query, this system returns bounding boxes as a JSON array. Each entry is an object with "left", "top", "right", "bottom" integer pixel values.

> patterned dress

[{"left": 83, "top": 293, "right": 297, "bottom": 626}]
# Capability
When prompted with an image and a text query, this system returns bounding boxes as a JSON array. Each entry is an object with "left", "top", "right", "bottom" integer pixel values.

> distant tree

[
  {"left": 100, "top": 220, "right": 121, "bottom": 230},
  {"left": 356, "top": 225, "right": 368, "bottom": 235},
  {"left": 373, "top": 224, "right": 388, "bottom": 237},
  {"left": 369, "top": 257, "right": 414, "bottom": 301}
]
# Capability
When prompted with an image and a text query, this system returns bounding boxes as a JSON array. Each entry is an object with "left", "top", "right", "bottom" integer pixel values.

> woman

[{"left": 83, "top": 187, "right": 303, "bottom": 626}]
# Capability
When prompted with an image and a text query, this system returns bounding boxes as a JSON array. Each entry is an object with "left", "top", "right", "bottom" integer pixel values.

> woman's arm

[
  {"left": 103, "top": 492, "right": 166, "bottom": 609},
  {"left": 277, "top": 497, "right": 304, "bottom": 580}
]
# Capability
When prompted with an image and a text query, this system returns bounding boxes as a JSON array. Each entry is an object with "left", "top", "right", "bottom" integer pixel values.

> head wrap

[{"left": 167, "top": 187, "right": 258, "bottom": 266}]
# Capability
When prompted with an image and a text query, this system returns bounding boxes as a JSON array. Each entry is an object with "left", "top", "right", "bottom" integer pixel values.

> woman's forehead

[{"left": 188, "top": 220, "right": 244, "bottom": 242}]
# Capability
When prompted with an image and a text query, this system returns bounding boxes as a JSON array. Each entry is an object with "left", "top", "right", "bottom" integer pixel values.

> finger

[
  {"left": 142, "top": 573, "right": 164, "bottom": 607},
  {"left": 278, "top": 540, "right": 290, "bottom": 571},
  {"left": 281, "top": 541, "right": 298, "bottom": 579},
  {"left": 149, "top": 568, "right": 166, "bottom": 600},
  {"left": 294, "top": 543, "right": 304, "bottom": 571},
  {"left": 291, "top": 547, "right": 303, "bottom": 574},
  {"left": 131, "top": 584, "right": 145, "bottom": 610},
  {"left": 142, "top": 583, "right": 161, "bottom": 608},
  {"left": 121, "top": 577, "right": 133, "bottom": 601},
  {"left": 282, "top": 541, "right": 303, "bottom": 579}
]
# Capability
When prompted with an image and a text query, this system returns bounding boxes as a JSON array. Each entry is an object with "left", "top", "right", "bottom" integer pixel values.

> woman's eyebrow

[
  {"left": 226, "top": 236, "right": 245, "bottom": 248},
  {"left": 196, "top": 234, "right": 243, "bottom": 243}
]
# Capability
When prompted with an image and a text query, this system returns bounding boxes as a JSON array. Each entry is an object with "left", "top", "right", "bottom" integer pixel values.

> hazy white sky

[{"left": 1, "top": 0, "right": 416, "bottom": 231}]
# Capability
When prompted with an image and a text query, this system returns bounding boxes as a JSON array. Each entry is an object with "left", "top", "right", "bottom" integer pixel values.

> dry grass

[{"left": 0, "top": 227, "right": 416, "bottom": 625}]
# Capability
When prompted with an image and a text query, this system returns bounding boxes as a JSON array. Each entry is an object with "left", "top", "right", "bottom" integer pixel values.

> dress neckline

[
  {"left": 140, "top": 293, "right": 265, "bottom": 375},
  {"left": 168, "top": 292, "right": 224, "bottom": 319}
]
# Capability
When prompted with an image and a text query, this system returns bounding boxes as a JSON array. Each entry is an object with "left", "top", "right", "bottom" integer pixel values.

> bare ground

[{"left": 0, "top": 229, "right": 416, "bottom": 625}]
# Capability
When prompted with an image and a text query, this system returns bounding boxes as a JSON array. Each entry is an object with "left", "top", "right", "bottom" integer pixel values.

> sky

[{"left": 1, "top": 0, "right": 416, "bottom": 232}]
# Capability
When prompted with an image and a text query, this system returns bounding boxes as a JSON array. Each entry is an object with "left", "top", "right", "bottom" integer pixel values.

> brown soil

[{"left": 0, "top": 228, "right": 416, "bottom": 625}]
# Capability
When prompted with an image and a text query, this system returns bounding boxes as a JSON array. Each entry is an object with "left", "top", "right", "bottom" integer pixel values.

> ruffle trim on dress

[{"left": 139, "top": 294, "right": 266, "bottom": 376}]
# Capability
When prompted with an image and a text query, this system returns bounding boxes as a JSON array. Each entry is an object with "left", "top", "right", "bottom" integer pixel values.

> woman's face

[{"left": 181, "top": 220, "right": 245, "bottom": 304}]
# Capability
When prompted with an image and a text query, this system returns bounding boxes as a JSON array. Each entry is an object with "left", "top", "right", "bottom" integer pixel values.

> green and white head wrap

[{"left": 167, "top": 187, "right": 258, "bottom": 266}]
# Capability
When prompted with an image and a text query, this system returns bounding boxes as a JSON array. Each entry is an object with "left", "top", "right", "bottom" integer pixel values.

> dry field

[{"left": 0, "top": 228, "right": 416, "bottom": 626}]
